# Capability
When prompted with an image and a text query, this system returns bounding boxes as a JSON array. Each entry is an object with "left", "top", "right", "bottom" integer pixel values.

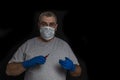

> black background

[{"left": 0, "top": 1, "right": 103, "bottom": 80}]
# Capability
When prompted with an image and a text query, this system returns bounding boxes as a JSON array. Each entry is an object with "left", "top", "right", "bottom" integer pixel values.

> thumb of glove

[
  {"left": 59, "top": 59, "right": 65, "bottom": 64},
  {"left": 65, "top": 57, "right": 71, "bottom": 61}
]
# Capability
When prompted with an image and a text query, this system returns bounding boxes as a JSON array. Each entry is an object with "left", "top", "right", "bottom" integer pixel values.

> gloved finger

[
  {"left": 39, "top": 58, "right": 46, "bottom": 62},
  {"left": 59, "top": 59, "right": 69, "bottom": 65},
  {"left": 39, "top": 56, "right": 46, "bottom": 59},
  {"left": 34, "top": 56, "right": 45, "bottom": 61},
  {"left": 35, "top": 58, "right": 45, "bottom": 63},
  {"left": 59, "top": 60, "right": 68, "bottom": 66},
  {"left": 59, "top": 59, "right": 65, "bottom": 64},
  {"left": 41, "top": 57, "right": 46, "bottom": 61},
  {"left": 59, "top": 60, "right": 68, "bottom": 67},
  {"left": 65, "top": 57, "right": 71, "bottom": 61},
  {"left": 60, "top": 62, "right": 70, "bottom": 70},
  {"left": 38, "top": 56, "right": 46, "bottom": 61},
  {"left": 36, "top": 58, "right": 46, "bottom": 64},
  {"left": 65, "top": 57, "right": 73, "bottom": 63},
  {"left": 37, "top": 60, "right": 45, "bottom": 64}
]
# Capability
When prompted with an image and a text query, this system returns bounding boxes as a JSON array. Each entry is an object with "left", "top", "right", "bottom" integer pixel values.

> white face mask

[{"left": 40, "top": 26, "right": 55, "bottom": 40}]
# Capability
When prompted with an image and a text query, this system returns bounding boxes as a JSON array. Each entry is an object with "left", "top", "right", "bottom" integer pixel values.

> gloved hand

[
  {"left": 22, "top": 56, "right": 46, "bottom": 69},
  {"left": 59, "top": 57, "right": 76, "bottom": 72}
]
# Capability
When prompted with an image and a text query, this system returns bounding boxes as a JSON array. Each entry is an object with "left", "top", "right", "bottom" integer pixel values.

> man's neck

[{"left": 37, "top": 36, "right": 54, "bottom": 42}]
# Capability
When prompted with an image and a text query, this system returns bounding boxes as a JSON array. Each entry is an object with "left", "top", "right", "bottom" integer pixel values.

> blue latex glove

[
  {"left": 22, "top": 56, "right": 46, "bottom": 69},
  {"left": 59, "top": 57, "right": 76, "bottom": 72}
]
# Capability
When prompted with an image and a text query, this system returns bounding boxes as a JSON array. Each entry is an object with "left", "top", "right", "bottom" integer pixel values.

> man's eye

[
  {"left": 40, "top": 22, "right": 56, "bottom": 27},
  {"left": 40, "top": 22, "right": 47, "bottom": 26},
  {"left": 49, "top": 23, "right": 56, "bottom": 27}
]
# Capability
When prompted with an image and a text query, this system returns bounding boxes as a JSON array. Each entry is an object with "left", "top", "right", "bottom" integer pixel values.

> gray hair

[{"left": 39, "top": 11, "right": 57, "bottom": 22}]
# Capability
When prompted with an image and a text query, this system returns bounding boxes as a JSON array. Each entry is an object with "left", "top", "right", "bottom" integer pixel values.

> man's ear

[{"left": 55, "top": 24, "right": 58, "bottom": 31}]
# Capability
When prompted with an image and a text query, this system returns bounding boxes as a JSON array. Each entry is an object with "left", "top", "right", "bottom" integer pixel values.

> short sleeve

[
  {"left": 64, "top": 42, "right": 80, "bottom": 65},
  {"left": 8, "top": 41, "right": 28, "bottom": 63}
]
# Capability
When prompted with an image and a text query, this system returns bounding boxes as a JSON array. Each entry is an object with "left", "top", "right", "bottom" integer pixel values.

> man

[{"left": 6, "top": 11, "right": 81, "bottom": 80}]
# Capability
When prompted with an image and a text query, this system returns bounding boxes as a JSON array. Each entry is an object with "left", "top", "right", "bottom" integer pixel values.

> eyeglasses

[{"left": 40, "top": 21, "right": 57, "bottom": 27}]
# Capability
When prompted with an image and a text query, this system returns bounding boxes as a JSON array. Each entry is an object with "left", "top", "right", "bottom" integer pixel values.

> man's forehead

[{"left": 40, "top": 16, "right": 56, "bottom": 22}]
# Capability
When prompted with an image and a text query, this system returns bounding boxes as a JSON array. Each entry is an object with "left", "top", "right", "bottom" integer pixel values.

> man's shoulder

[
  {"left": 55, "top": 37, "right": 69, "bottom": 45},
  {"left": 27, "top": 37, "right": 37, "bottom": 41},
  {"left": 23, "top": 37, "right": 37, "bottom": 44}
]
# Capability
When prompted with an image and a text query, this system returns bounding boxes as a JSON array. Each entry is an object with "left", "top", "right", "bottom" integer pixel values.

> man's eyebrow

[
  {"left": 40, "top": 21, "right": 47, "bottom": 23},
  {"left": 50, "top": 22, "right": 56, "bottom": 23}
]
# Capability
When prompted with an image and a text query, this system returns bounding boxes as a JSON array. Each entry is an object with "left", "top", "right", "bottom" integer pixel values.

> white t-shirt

[{"left": 9, "top": 37, "right": 79, "bottom": 80}]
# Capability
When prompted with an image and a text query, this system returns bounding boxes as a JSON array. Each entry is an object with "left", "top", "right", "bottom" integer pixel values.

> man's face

[{"left": 38, "top": 16, "right": 57, "bottom": 30}]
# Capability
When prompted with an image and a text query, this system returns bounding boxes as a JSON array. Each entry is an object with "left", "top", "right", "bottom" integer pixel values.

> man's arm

[
  {"left": 6, "top": 62, "right": 26, "bottom": 76},
  {"left": 6, "top": 55, "right": 46, "bottom": 76},
  {"left": 59, "top": 57, "right": 82, "bottom": 77},
  {"left": 70, "top": 64, "right": 82, "bottom": 77}
]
